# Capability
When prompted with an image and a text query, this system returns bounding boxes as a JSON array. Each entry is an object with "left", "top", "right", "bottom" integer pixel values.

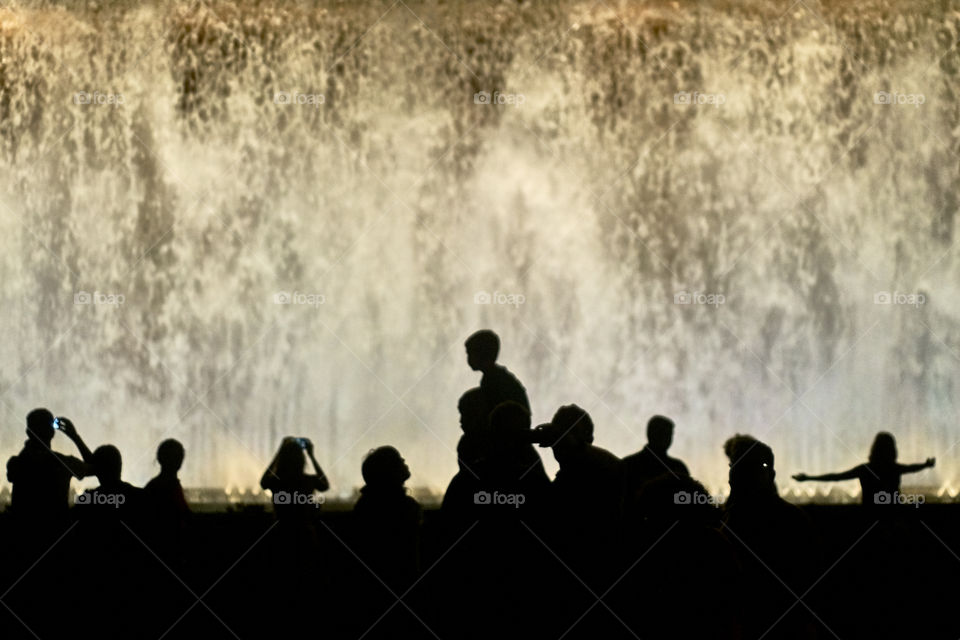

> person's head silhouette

[
  {"left": 26, "top": 408, "right": 55, "bottom": 445},
  {"left": 724, "top": 434, "right": 775, "bottom": 497},
  {"left": 276, "top": 439, "right": 306, "bottom": 481},
  {"left": 92, "top": 445, "right": 123, "bottom": 485},
  {"left": 361, "top": 446, "right": 410, "bottom": 489},
  {"left": 869, "top": 432, "right": 897, "bottom": 466},
  {"left": 157, "top": 439, "right": 185, "bottom": 474},
  {"left": 546, "top": 404, "right": 594, "bottom": 464},
  {"left": 647, "top": 415, "right": 674, "bottom": 453},
  {"left": 458, "top": 387, "right": 489, "bottom": 434},
  {"left": 465, "top": 330, "right": 500, "bottom": 372}
]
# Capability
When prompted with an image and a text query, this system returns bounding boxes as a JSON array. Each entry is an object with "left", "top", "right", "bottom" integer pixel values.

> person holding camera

[
  {"left": 6, "top": 408, "right": 95, "bottom": 529},
  {"left": 261, "top": 436, "right": 329, "bottom": 526}
]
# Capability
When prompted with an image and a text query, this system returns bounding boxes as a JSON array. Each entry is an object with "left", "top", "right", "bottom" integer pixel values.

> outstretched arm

[
  {"left": 899, "top": 458, "right": 935, "bottom": 474},
  {"left": 793, "top": 466, "right": 861, "bottom": 482},
  {"left": 304, "top": 440, "right": 329, "bottom": 492}
]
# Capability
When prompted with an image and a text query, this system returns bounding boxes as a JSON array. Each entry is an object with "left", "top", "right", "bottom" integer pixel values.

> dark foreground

[{"left": 1, "top": 505, "right": 958, "bottom": 640}]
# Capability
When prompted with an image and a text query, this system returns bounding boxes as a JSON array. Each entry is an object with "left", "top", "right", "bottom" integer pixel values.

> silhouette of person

[
  {"left": 793, "top": 431, "right": 935, "bottom": 509},
  {"left": 483, "top": 400, "right": 551, "bottom": 516},
  {"left": 143, "top": 439, "right": 190, "bottom": 564},
  {"left": 260, "top": 436, "right": 329, "bottom": 525},
  {"left": 440, "top": 388, "right": 489, "bottom": 520},
  {"left": 465, "top": 329, "right": 530, "bottom": 414},
  {"left": 622, "top": 414, "right": 689, "bottom": 518},
  {"left": 260, "top": 437, "right": 330, "bottom": 630},
  {"left": 75, "top": 444, "right": 144, "bottom": 521},
  {"left": 721, "top": 434, "right": 819, "bottom": 640},
  {"left": 354, "top": 446, "right": 422, "bottom": 589},
  {"left": 72, "top": 445, "right": 147, "bottom": 637},
  {"left": 5, "top": 409, "right": 95, "bottom": 530},
  {"left": 536, "top": 404, "right": 623, "bottom": 524}
]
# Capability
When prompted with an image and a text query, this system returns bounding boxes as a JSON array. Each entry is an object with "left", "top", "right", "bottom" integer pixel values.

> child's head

[
  {"left": 361, "top": 446, "right": 410, "bottom": 488},
  {"left": 465, "top": 329, "right": 500, "bottom": 371},
  {"left": 157, "top": 439, "right": 185, "bottom": 473}
]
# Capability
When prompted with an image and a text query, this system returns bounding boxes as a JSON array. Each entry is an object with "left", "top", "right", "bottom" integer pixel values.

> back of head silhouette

[
  {"left": 646, "top": 414, "right": 674, "bottom": 452},
  {"left": 724, "top": 434, "right": 775, "bottom": 496},
  {"left": 26, "top": 408, "right": 55, "bottom": 444},
  {"left": 92, "top": 445, "right": 123, "bottom": 485},
  {"left": 157, "top": 438, "right": 185, "bottom": 473},
  {"left": 465, "top": 329, "right": 499, "bottom": 371},
  {"left": 544, "top": 404, "right": 593, "bottom": 463},
  {"left": 276, "top": 439, "right": 305, "bottom": 481},
  {"left": 869, "top": 431, "right": 897, "bottom": 466},
  {"left": 457, "top": 387, "right": 489, "bottom": 434},
  {"left": 362, "top": 446, "right": 410, "bottom": 488}
]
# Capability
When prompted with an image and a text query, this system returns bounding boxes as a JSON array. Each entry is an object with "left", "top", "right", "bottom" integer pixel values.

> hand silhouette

[
  {"left": 925, "top": 457, "right": 936, "bottom": 468},
  {"left": 792, "top": 473, "right": 809, "bottom": 482},
  {"left": 56, "top": 416, "right": 77, "bottom": 438}
]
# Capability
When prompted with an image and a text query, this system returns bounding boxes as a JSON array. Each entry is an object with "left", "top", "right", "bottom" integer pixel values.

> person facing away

[
  {"left": 721, "top": 434, "right": 819, "bottom": 640},
  {"left": 792, "top": 431, "right": 935, "bottom": 509},
  {"left": 441, "top": 387, "right": 489, "bottom": 519},
  {"left": 623, "top": 414, "right": 690, "bottom": 503},
  {"left": 143, "top": 439, "right": 190, "bottom": 562},
  {"left": 75, "top": 444, "right": 144, "bottom": 521},
  {"left": 465, "top": 329, "right": 530, "bottom": 414},
  {"left": 6, "top": 409, "right": 95, "bottom": 528},
  {"left": 261, "top": 437, "right": 329, "bottom": 526},
  {"left": 482, "top": 400, "right": 551, "bottom": 516},
  {"left": 538, "top": 404, "right": 623, "bottom": 521},
  {"left": 354, "top": 446, "right": 423, "bottom": 591}
]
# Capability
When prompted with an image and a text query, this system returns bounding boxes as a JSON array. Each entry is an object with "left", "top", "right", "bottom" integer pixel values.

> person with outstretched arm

[{"left": 793, "top": 431, "right": 934, "bottom": 508}]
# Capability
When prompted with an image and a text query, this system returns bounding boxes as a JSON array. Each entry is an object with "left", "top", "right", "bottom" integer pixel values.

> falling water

[{"left": 1, "top": 0, "right": 958, "bottom": 498}]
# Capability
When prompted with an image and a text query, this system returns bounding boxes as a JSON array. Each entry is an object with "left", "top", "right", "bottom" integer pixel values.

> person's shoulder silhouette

[{"left": 465, "top": 330, "right": 530, "bottom": 413}]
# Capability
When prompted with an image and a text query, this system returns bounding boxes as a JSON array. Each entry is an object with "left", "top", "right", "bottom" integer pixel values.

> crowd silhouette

[{"left": 0, "top": 329, "right": 952, "bottom": 640}]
